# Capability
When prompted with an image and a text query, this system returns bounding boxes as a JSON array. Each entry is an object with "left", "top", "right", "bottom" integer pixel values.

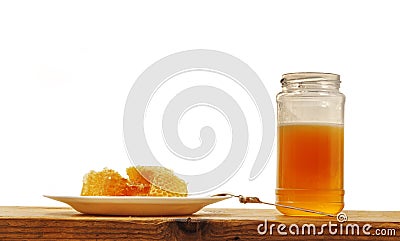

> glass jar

[{"left": 276, "top": 72, "right": 345, "bottom": 216}]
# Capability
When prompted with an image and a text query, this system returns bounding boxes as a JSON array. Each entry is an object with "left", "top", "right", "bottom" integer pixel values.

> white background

[{"left": 0, "top": 0, "right": 399, "bottom": 211}]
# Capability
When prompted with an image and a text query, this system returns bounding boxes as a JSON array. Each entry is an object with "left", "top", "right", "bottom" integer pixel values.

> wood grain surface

[{"left": 1, "top": 206, "right": 399, "bottom": 240}]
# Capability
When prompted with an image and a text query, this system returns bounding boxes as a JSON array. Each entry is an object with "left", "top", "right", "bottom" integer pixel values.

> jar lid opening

[{"left": 281, "top": 72, "right": 340, "bottom": 83}]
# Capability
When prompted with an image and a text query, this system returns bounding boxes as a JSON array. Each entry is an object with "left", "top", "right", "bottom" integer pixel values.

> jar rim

[{"left": 281, "top": 72, "right": 340, "bottom": 83}]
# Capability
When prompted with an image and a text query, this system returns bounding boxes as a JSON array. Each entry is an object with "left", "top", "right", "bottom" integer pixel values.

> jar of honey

[{"left": 276, "top": 72, "right": 345, "bottom": 216}]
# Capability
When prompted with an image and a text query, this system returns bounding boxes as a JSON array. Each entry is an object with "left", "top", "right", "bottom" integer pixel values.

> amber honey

[{"left": 276, "top": 123, "right": 344, "bottom": 216}]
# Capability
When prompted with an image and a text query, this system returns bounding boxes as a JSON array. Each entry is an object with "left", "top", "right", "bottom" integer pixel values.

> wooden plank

[{"left": 0, "top": 206, "right": 399, "bottom": 240}]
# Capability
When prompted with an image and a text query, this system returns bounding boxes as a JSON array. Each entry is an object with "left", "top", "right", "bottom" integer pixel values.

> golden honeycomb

[
  {"left": 126, "top": 166, "right": 188, "bottom": 197},
  {"left": 80, "top": 168, "right": 149, "bottom": 196},
  {"left": 81, "top": 166, "right": 187, "bottom": 197}
]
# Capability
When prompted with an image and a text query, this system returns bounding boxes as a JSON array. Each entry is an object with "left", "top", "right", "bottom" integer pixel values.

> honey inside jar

[{"left": 276, "top": 123, "right": 344, "bottom": 216}]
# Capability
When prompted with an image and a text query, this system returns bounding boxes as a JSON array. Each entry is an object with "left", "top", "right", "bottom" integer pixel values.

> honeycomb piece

[
  {"left": 81, "top": 168, "right": 149, "bottom": 196},
  {"left": 126, "top": 166, "right": 188, "bottom": 197}
]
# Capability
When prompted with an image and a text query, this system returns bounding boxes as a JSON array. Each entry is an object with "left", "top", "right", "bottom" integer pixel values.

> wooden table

[{"left": 1, "top": 207, "right": 399, "bottom": 240}]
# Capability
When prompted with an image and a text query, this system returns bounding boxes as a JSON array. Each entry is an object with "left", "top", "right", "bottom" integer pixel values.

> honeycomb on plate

[
  {"left": 126, "top": 166, "right": 188, "bottom": 197},
  {"left": 81, "top": 166, "right": 187, "bottom": 197},
  {"left": 80, "top": 168, "right": 150, "bottom": 196}
]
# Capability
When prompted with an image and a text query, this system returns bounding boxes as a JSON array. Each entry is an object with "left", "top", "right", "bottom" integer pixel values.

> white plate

[{"left": 44, "top": 195, "right": 230, "bottom": 216}]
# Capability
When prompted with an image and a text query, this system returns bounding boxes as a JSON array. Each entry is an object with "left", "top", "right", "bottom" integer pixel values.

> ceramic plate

[{"left": 44, "top": 195, "right": 230, "bottom": 216}]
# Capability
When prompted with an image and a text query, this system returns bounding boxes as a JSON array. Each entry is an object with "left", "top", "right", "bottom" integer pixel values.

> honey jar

[{"left": 276, "top": 72, "right": 345, "bottom": 216}]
